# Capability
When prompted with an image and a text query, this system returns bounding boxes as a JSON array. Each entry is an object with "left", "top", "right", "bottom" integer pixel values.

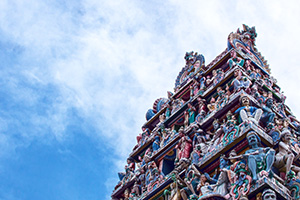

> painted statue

[
  {"left": 175, "top": 127, "right": 193, "bottom": 162},
  {"left": 227, "top": 50, "right": 244, "bottom": 69},
  {"left": 261, "top": 97, "right": 276, "bottom": 130},
  {"left": 222, "top": 111, "right": 239, "bottom": 146},
  {"left": 204, "top": 155, "right": 231, "bottom": 196},
  {"left": 230, "top": 162, "right": 252, "bottom": 200},
  {"left": 231, "top": 68, "right": 252, "bottom": 93},
  {"left": 234, "top": 95, "right": 262, "bottom": 125},
  {"left": 262, "top": 188, "right": 277, "bottom": 200},
  {"left": 244, "top": 131, "right": 275, "bottom": 183},
  {"left": 207, "top": 119, "right": 224, "bottom": 152}
]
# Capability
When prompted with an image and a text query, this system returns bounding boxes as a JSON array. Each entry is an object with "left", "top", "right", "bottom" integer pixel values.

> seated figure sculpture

[
  {"left": 244, "top": 131, "right": 275, "bottom": 183},
  {"left": 234, "top": 95, "right": 262, "bottom": 125}
]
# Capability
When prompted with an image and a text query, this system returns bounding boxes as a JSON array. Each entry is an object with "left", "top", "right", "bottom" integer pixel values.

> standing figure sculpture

[
  {"left": 274, "top": 122, "right": 300, "bottom": 179},
  {"left": 261, "top": 98, "right": 276, "bottom": 130},
  {"left": 175, "top": 127, "right": 193, "bottom": 163},
  {"left": 245, "top": 131, "right": 275, "bottom": 183}
]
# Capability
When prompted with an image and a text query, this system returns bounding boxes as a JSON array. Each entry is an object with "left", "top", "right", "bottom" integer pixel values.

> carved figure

[
  {"left": 231, "top": 68, "right": 252, "bottom": 93},
  {"left": 207, "top": 97, "right": 216, "bottom": 113},
  {"left": 285, "top": 170, "right": 300, "bottom": 199},
  {"left": 215, "top": 87, "right": 228, "bottom": 110},
  {"left": 262, "top": 188, "right": 276, "bottom": 200},
  {"left": 245, "top": 131, "right": 275, "bottom": 183},
  {"left": 175, "top": 127, "right": 192, "bottom": 162},
  {"left": 204, "top": 155, "right": 231, "bottom": 196},
  {"left": 152, "top": 132, "right": 161, "bottom": 153},
  {"left": 274, "top": 121, "right": 300, "bottom": 178},
  {"left": 196, "top": 97, "right": 207, "bottom": 123},
  {"left": 196, "top": 174, "right": 211, "bottom": 196},
  {"left": 207, "top": 119, "right": 224, "bottom": 152},
  {"left": 235, "top": 95, "right": 262, "bottom": 125},
  {"left": 261, "top": 98, "right": 276, "bottom": 130},
  {"left": 191, "top": 144, "right": 202, "bottom": 165},
  {"left": 222, "top": 111, "right": 239, "bottom": 146},
  {"left": 230, "top": 162, "right": 252, "bottom": 200},
  {"left": 187, "top": 103, "right": 196, "bottom": 125},
  {"left": 180, "top": 167, "right": 200, "bottom": 200},
  {"left": 227, "top": 50, "right": 244, "bottom": 69},
  {"left": 213, "top": 68, "right": 225, "bottom": 86}
]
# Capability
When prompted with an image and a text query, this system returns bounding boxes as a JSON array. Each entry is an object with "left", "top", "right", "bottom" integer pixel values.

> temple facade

[{"left": 111, "top": 25, "right": 300, "bottom": 200}]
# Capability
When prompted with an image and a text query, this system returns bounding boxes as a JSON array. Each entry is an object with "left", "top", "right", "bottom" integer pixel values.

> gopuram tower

[{"left": 111, "top": 25, "right": 300, "bottom": 200}]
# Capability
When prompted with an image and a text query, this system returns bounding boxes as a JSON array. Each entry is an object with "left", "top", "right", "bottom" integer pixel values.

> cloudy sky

[{"left": 0, "top": 0, "right": 300, "bottom": 199}]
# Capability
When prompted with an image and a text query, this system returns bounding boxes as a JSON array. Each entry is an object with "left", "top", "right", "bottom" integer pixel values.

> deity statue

[
  {"left": 180, "top": 166, "right": 201, "bottom": 200},
  {"left": 230, "top": 162, "right": 252, "bottom": 200},
  {"left": 244, "top": 131, "right": 275, "bottom": 183},
  {"left": 227, "top": 50, "right": 244, "bottom": 69},
  {"left": 222, "top": 111, "right": 239, "bottom": 146},
  {"left": 175, "top": 127, "right": 193, "bottom": 162},
  {"left": 261, "top": 97, "right": 276, "bottom": 130},
  {"left": 191, "top": 144, "right": 203, "bottom": 165},
  {"left": 231, "top": 68, "right": 252, "bottom": 93},
  {"left": 235, "top": 95, "right": 262, "bottom": 125},
  {"left": 215, "top": 87, "right": 228, "bottom": 110},
  {"left": 262, "top": 188, "right": 276, "bottom": 200},
  {"left": 213, "top": 68, "right": 225, "bottom": 86},
  {"left": 204, "top": 155, "right": 231, "bottom": 196},
  {"left": 274, "top": 121, "right": 300, "bottom": 179},
  {"left": 187, "top": 103, "right": 196, "bottom": 125},
  {"left": 207, "top": 119, "right": 224, "bottom": 152},
  {"left": 196, "top": 97, "right": 207, "bottom": 123},
  {"left": 152, "top": 132, "right": 161, "bottom": 153}
]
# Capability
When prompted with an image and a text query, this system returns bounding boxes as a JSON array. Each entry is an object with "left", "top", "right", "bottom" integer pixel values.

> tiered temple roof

[{"left": 111, "top": 24, "right": 300, "bottom": 200}]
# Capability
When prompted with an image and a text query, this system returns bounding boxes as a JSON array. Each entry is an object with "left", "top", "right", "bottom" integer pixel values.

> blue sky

[{"left": 1, "top": 0, "right": 300, "bottom": 199}]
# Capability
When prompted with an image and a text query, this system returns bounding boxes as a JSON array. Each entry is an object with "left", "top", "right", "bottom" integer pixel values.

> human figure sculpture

[
  {"left": 196, "top": 97, "right": 207, "bottom": 123},
  {"left": 161, "top": 128, "right": 171, "bottom": 147},
  {"left": 191, "top": 144, "right": 202, "bottom": 165},
  {"left": 245, "top": 131, "right": 275, "bottom": 183},
  {"left": 207, "top": 119, "right": 224, "bottom": 152},
  {"left": 207, "top": 97, "right": 216, "bottom": 113},
  {"left": 262, "top": 188, "right": 276, "bottom": 200},
  {"left": 261, "top": 98, "right": 276, "bottom": 129},
  {"left": 215, "top": 87, "right": 228, "bottom": 110},
  {"left": 274, "top": 120, "right": 300, "bottom": 178},
  {"left": 230, "top": 162, "right": 252, "bottom": 200},
  {"left": 206, "top": 70, "right": 217, "bottom": 86},
  {"left": 196, "top": 174, "right": 211, "bottom": 196},
  {"left": 213, "top": 68, "right": 225, "bottom": 86},
  {"left": 175, "top": 127, "right": 193, "bottom": 162},
  {"left": 187, "top": 103, "right": 196, "bottom": 125},
  {"left": 222, "top": 111, "right": 239, "bottom": 145},
  {"left": 152, "top": 132, "right": 161, "bottom": 153},
  {"left": 126, "top": 157, "right": 135, "bottom": 173},
  {"left": 234, "top": 95, "right": 262, "bottom": 125},
  {"left": 204, "top": 155, "right": 231, "bottom": 196},
  {"left": 227, "top": 50, "right": 244, "bottom": 69},
  {"left": 180, "top": 167, "right": 201, "bottom": 200},
  {"left": 231, "top": 68, "right": 252, "bottom": 93}
]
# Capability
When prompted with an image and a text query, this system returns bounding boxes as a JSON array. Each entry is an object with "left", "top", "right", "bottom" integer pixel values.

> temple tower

[{"left": 111, "top": 25, "right": 300, "bottom": 200}]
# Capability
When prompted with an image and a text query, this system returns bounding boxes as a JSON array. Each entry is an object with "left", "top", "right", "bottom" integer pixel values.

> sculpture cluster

[{"left": 111, "top": 25, "right": 300, "bottom": 200}]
